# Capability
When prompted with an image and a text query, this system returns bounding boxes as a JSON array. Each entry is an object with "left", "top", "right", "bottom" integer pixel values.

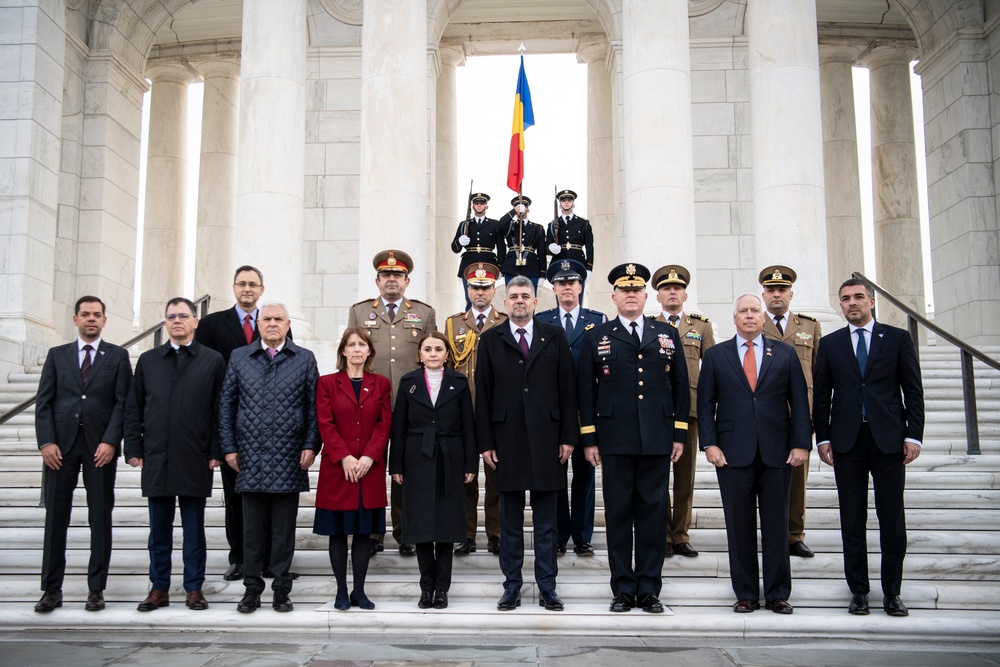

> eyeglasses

[
  {"left": 165, "top": 313, "right": 193, "bottom": 321},
  {"left": 234, "top": 281, "right": 262, "bottom": 289}
]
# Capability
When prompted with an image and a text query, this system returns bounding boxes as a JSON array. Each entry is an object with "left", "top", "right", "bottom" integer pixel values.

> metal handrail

[
  {"left": 854, "top": 272, "right": 998, "bottom": 455},
  {"left": 0, "top": 295, "right": 212, "bottom": 428}
]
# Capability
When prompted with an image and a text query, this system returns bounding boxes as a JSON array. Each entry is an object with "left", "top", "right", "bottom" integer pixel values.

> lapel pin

[{"left": 408, "top": 385, "right": 415, "bottom": 394}]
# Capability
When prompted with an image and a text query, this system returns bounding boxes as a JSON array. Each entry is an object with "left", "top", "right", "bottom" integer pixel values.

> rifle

[
  {"left": 552, "top": 185, "right": 559, "bottom": 246},
  {"left": 463, "top": 179, "right": 473, "bottom": 237}
]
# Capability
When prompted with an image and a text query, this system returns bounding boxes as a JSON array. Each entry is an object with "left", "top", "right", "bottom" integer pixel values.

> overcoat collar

[
  {"left": 403, "top": 368, "right": 464, "bottom": 409},
  {"left": 333, "top": 370, "right": 377, "bottom": 407}
]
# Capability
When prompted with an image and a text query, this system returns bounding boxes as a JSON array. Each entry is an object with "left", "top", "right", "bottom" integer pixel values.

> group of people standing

[{"left": 31, "top": 189, "right": 924, "bottom": 619}]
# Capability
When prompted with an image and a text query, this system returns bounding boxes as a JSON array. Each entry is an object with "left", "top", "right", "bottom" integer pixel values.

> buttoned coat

[
  {"left": 545, "top": 215, "right": 595, "bottom": 270},
  {"left": 763, "top": 312, "right": 821, "bottom": 414},
  {"left": 451, "top": 217, "right": 506, "bottom": 277},
  {"left": 474, "top": 319, "right": 578, "bottom": 492},
  {"left": 500, "top": 219, "right": 547, "bottom": 279},
  {"left": 445, "top": 307, "right": 508, "bottom": 403},
  {"left": 654, "top": 312, "right": 715, "bottom": 419},
  {"left": 577, "top": 318, "right": 690, "bottom": 454},
  {"left": 314, "top": 371, "right": 392, "bottom": 511},
  {"left": 389, "top": 368, "right": 477, "bottom": 543},
  {"left": 537, "top": 306, "right": 607, "bottom": 367},
  {"left": 124, "top": 341, "right": 226, "bottom": 497},
  {"left": 218, "top": 340, "right": 320, "bottom": 493}
]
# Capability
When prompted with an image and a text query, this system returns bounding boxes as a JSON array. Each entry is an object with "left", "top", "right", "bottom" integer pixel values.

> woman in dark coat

[
  {"left": 389, "top": 331, "right": 477, "bottom": 609},
  {"left": 314, "top": 326, "right": 392, "bottom": 610}
]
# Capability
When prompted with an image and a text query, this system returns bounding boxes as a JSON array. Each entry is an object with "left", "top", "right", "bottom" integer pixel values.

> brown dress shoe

[
  {"left": 186, "top": 590, "right": 209, "bottom": 610},
  {"left": 34, "top": 589, "right": 62, "bottom": 613},
  {"left": 673, "top": 542, "right": 699, "bottom": 557},
  {"left": 137, "top": 589, "right": 170, "bottom": 612},
  {"left": 733, "top": 599, "right": 757, "bottom": 613},
  {"left": 85, "top": 590, "right": 105, "bottom": 611},
  {"left": 765, "top": 598, "right": 794, "bottom": 614}
]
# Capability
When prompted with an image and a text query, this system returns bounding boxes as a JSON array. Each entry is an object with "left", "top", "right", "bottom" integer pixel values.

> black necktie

[
  {"left": 477, "top": 313, "right": 485, "bottom": 331},
  {"left": 81, "top": 344, "right": 93, "bottom": 384},
  {"left": 775, "top": 315, "right": 784, "bottom": 336},
  {"left": 386, "top": 303, "right": 396, "bottom": 321},
  {"left": 630, "top": 322, "right": 640, "bottom": 345}
]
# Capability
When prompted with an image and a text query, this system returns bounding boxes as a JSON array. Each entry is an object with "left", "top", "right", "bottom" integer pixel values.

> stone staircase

[{"left": 0, "top": 345, "right": 998, "bottom": 639}]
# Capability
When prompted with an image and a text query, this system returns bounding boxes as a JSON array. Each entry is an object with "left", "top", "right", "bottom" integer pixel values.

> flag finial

[{"left": 518, "top": 42, "right": 526, "bottom": 55}]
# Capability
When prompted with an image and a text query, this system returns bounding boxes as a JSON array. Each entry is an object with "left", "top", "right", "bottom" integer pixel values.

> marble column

[
  {"left": 859, "top": 44, "right": 924, "bottom": 325},
  {"left": 140, "top": 63, "right": 195, "bottom": 328},
  {"left": 194, "top": 58, "right": 241, "bottom": 311},
  {"left": 434, "top": 45, "right": 465, "bottom": 315},
  {"left": 819, "top": 44, "right": 864, "bottom": 310},
  {"left": 359, "top": 0, "right": 429, "bottom": 297},
  {"left": 579, "top": 38, "right": 615, "bottom": 310},
  {"left": 747, "top": 0, "right": 835, "bottom": 320},
  {"left": 621, "top": 0, "right": 697, "bottom": 304},
  {"left": 236, "top": 0, "right": 308, "bottom": 329}
]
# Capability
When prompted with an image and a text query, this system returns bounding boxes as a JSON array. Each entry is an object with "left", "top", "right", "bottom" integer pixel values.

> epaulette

[
  {"left": 351, "top": 298, "right": 377, "bottom": 308},
  {"left": 688, "top": 312, "right": 709, "bottom": 322},
  {"left": 796, "top": 313, "right": 817, "bottom": 322},
  {"left": 646, "top": 314, "right": 657, "bottom": 320},
  {"left": 447, "top": 311, "right": 466, "bottom": 320},
  {"left": 583, "top": 308, "right": 605, "bottom": 318},
  {"left": 405, "top": 298, "right": 431, "bottom": 308}
]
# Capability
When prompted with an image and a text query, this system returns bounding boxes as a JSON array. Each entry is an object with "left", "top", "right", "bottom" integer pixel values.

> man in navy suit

[
  {"left": 578, "top": 263, "right": 689, "bottom": 614},
  {"left": 34, "top": 296, "right": 132, "bottom": 612},
  {"left": 537, "top": 258, "right": 607, "bottom": 556},
  {"left": 698, "top": 293, "right": 811, "bottom": 614},
  {"left": 814, "top": 278, "right": 924, "bottom": 617}
]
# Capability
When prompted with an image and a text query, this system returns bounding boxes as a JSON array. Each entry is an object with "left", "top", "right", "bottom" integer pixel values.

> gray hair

[
  {"left": 258, "top": 302, "right": 289, "bottom": 319},
  {"left": 732, "top": 293, "right": 764, "bottom": 315},
  {"left": 505, "top": 275, "right": 535, "bottom": 297}
]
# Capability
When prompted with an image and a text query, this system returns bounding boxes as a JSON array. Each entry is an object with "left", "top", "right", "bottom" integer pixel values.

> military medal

[{"left": 368, "top": 312, "right": 376, "bottom": 320}]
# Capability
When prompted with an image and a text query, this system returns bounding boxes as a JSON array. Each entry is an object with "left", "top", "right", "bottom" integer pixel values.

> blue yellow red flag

[{"left": 506, "top": 55, "right": 535, "bottom": 193}]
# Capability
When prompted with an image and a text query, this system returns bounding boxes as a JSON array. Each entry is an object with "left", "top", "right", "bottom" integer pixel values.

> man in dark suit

[
  {"left": 699, "top": 293, "right": 812, "bottom": 615},
  {"left": 195, "top": 265, "right": 268, "bottom": 582},
  {"left": 537, "top": 258, "right": 607, "bottom": 556},
  {"left": 34, "top": 296, "right": 132, "bottom": 612},
  {"left": 814, "top": 278, "right": 924, "bottom": 617},
  {"left": 577, "top": 263, "right": 689, "bottom": 614},
  {"left": 475, "top": 275, "right": 578, "bottom": 612}
]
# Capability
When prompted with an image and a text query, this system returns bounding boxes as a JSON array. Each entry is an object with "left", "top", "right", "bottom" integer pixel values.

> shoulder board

[
  {"left": 796, "top": 313, "right": 817, "bottom": 322},
  {"left": 646, "top": 314, "right": 657, "bottom": 320},
  {"left": 583, "top": 308, "right": 604, "bottom": 318},
  {"left": 447, "top": 312, "right": 466, "bottom": 320},
  {"left": 689, "top": 313, "right": 709, "bottom": 322},
  {"left": 405, "top": 298, "right": 431, "bottom": 308},
  {"left": 351, "top": 298, "right": 375, "bottom": 308}
]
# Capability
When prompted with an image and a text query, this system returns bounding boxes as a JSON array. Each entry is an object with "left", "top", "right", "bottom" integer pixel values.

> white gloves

[
  {"left": 548, "top": 243, "right": 561, "bottom": 255},
  {"left": 458, "top": 235, "right": 470, "bottom": 247},
  {"left": 587, "top": 270, "right": 593, "bottom": 282}
]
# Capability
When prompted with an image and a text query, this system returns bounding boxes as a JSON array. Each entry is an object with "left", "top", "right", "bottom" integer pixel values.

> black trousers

[
  {"left": 601, "top": 454, "right": 670, "bottom": 598},
  {"left": 834, "top": 422, "right": 907, "bottom": 597},
  {"left": 716, "top": 449, "right": 792, "bottom": 603},
  {"left": 220, "top": 462, "right": 244, "bottom": 564},
  {"left": 556, "top": 445, "right": 595, "bottom": 546},
  {"left": 498, "top": 489, "right": 558, "bottom": 592},
  {"left": 41, "top": 429, "right": 116, "bottom": 592},
  {"left": 147, "top": 495, "right": 207, "bottom": 593},
  {"left": 242, "top": 492, "right": 299, "bottom": 595},
  {"left": 415, "top": 541, "right": 454, "bottom": 593}
]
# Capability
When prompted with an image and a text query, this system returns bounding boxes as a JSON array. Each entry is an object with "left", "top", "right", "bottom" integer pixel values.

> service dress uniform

[
  {"left": 451, "top": 193, "right": 505, "bottom": 280},
  {"left": 500, "top": 196, "right": 547, "bottom": 286},
  {"left": 759, "top": 266, "right": 822, "bottom": 551},
  {"left": 348, "top": 250, "right": 437, "bottom": 551},
  {"left": 545, "top": 190, "right": 594, "bottom": 272}
]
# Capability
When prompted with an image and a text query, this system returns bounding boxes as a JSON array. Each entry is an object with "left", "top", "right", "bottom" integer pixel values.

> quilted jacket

[{"left": 219, "top": 339, "right": 320, "bottom": 493}]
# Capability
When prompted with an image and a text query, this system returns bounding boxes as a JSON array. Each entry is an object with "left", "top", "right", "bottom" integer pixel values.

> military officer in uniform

[
  {"left": 578, "top": 263, "right": 689, "bottom": 614},
  {"left": 545, "top": 190, "right": 594, "bottom": 288},
  {"left": 759, "top": 265, "right": 821, "bottom": 558},
  {"left": 651, "top": 264, "right": 715, "bottom": 558},
  {"left": 500, "top": 195, "right": 547, "bottom": 291},
  {"left": 451, "top": 193, "right": 505, "bottom": 310},
  {"left": 348, "top": 250, "right": 437, "bottom": 557},
  {"left": 444, "top": 262, "right": 508, "bottom": 556},
  {"left": 537, "top": 258, "right": 607, "bottom": 556}
]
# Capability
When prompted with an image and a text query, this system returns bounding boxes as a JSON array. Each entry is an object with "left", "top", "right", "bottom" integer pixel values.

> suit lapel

[
  {"left": 840, "top": 326, "right": 864, "bottom": 379},
  {"left": 724, "top": 338, "right": 754, "bottom": 393},
  {"left": 336, "top": 371, "right": 360, "bottom": 407},
  {"left": 226, "top": 308, "right": 252, "bottom": 346},
  {"left": 757, "top": 336, "right": 775, "bottom": 385},
  {"left": 864, "top": 321, "right": 886, "bottom": 378},
  {"left": 525, "top": 322, "right": 550, "bottom": 366},
  {"left": 83, "top": 341, "right": 111, "bottom": 388},
  {"left": 498, "top": 325, "right": 524, "bottom": 356},
  {"left": 65, "top": 344, "right": 84, "bottom": 389},
  {"left": 434, "top": 370, "right": 463, "bottom": 409},
  {"left": 408, "top": 371, "right": 435, "bottom": 409}
]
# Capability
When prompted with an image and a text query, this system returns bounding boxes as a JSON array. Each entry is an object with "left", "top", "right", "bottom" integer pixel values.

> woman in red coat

[{"left": 315, "top": 326, "right": 392, "bottom": 610}]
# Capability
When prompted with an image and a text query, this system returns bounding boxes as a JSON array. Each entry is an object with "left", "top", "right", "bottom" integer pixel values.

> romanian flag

[{"left": 506, "top": 55, "right": 535, "bottom": 193}]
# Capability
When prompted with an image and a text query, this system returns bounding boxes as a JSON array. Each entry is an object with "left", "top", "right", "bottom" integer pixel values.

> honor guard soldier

[
  {"left": 500, "top": 195, "right": 547, "bottom": 291},
  {"left": 537, "top": 258, "right": 607, "bottom": 555},
  {"left": 651, "top": 264, "right": 715, "bottom": 558},
  {"left": 348, "top": 249, "right": 437, "bottom": 557},
  {"left": 451, "top": 193, "right": 505, "bottom": 309},
  {"left": 578, "top": 263, "right": 689, "bottom": 614},
  {"left": 759, "top": 265, "right": 821, "bottom": 559},
  {"left": 445, "top": 262, "right": 508, "bottom": 556},
  {"left": 546, "top": 190, "right": 594, "bottom": 285}
]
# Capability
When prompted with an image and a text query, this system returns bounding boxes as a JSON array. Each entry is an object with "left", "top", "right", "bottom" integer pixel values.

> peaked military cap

[
  {"left": 373, "top": 249, "right": 414, "bottom": 274},
  {"left": 652, "top": 264, "right": 690, "bottom": 289},
  {"left": 608, "top": 262, "right": 650, "bottom": 289},
  {"left": 759, "top": 265, "right": 796, "bottom": 286}
]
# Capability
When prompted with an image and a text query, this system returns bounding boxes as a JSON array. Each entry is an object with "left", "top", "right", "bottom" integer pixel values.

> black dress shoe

[
  {"left": 237, "top": 591, "right": 261, "bottom": 614},
  {"left": 573, "top": 542, "right": 595, "bottom": 556},
  {"left": 432, "top": 591, "right": 448, "bottom": 609},
  {"left": 418, "top": 590, "right": 433, "bottom": 609},
  {"left": 637, "top": 593, "right": 665, "bottom": 614},
  {"left": 789, "top": 541, "right": 815, "bottom": 558},
  {"left": 85, "top": 590, "right": 105, "bottom": 611},
  {"left": 538, "top": 590, "right": 564, "bottom": 611},
  {"left": 609, "top": 594, "right": 634, "bottom": 613},
  {"left": 765, "top": 598, "right": 794, "bottom": 614},
  {"left": 883, "top": 595, "right": 909, "bottom": 617},
  {"left": 849, "top": 592, "right": 870, "bottom": 615},
  {"left": 262, "top": 569, "right": 300, "bottom": 579},
  {"left": 487, "top": 536, "right": 500, "bottom": 555},
  {"left": 556, "top": 542, "right": 567, "bottom": 555},
  {"left": 673, "top": 542, "right": 699, "bottom": 557},
  {"left": 496, "top": 589, "right": 521, "bottom": 611},
  {"left": 223, "top": 563, "right": 242, "bottom": 581},
  {"left": 733, "top": 599, "right": 756, "bottom": 613},
  {"left": 272, "top": 592, "right": 293, "bottom": 612},
  {"left": 34, "top": 589, "right": 62, "bottom": 613},
  {"left": 399, "top": 543, "right": 416, "bottom": 556},
  {"left": 334, "top": 590, "right": 350, "bottom": 611},
  {"left": 369, "top": 541, "right": 384, "bottom": 557},
  {"left": 350, "top": 591, "right": 375, "bottom": 610},
  {"left": 454, "top": 539, "right": 476, "bottom": 555},
  {"left": 137, "top": 589, "right": 169, "bottom": 612},
  {"left": 664, "top": 541, "right": 674, "bottom": 558}
]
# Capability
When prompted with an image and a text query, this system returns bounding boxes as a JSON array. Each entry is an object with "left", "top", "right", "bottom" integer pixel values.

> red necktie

[
  {"left": 743, "top": 340, "right": 757, "bottom": 392},
  {"left": 243, "top": 314, "right": 254, "bottom": 344}
]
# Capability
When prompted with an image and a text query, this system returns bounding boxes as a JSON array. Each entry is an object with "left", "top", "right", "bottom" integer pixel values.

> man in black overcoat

[{"left": 475, "top": 275, "right": 578, "bottom": 612}]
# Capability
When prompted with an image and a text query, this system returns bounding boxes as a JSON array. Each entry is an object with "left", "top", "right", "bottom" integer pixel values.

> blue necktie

[{"left": 855, "top": 328, "right": 868, "bottom": 375}]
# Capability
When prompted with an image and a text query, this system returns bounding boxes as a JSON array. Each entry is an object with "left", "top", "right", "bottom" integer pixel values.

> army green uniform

[
  {"left": 763, "top": 312, "right": 821, "bottom": 545},
  {"left": 445, "top": 307, "right": 508, "bottom": 545},
  {"left": 348, "top": 297, "right": 437, "bottom": 545},
  {"left": 655, "top": 311, "right": 715, "bottom": 546}
]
